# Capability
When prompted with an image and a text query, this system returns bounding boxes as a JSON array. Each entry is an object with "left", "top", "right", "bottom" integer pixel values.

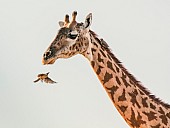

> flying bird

[{"left": 34, "top": 72, "right": 57, "bottom": 84}]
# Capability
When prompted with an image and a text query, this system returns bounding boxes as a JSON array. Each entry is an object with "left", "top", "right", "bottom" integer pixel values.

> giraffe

[{"left": 42, "top": 11, "right": 170, "bottom": 127}]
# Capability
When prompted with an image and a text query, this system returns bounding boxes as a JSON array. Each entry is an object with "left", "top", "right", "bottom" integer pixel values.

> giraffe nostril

[
  {"left": 43, "top": 53, "right": 47, "bottom": 59},
  {"left": 44, "top": 50, "right": 52, "bottom": 59}
]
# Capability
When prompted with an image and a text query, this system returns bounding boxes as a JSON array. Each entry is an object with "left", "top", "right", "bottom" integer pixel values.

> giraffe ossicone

[{"left": 42, "top": 11, "right": 170, "bottom": 127}]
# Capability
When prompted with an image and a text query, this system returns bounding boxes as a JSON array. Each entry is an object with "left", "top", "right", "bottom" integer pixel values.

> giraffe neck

[{"left": 83, "top": 31, "right": 170, "bottom": 127}]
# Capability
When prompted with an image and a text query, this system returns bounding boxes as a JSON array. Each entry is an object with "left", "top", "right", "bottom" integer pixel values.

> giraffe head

[{"left": 42, "top": 11, "right": 92, "bottom": 65}]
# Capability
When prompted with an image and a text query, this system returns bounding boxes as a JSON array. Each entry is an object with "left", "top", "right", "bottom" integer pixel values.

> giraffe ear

[
  {"left": 84, "top": 13, "right": 92, "bottom": 29},
  {"left": 59, "top": 21, "right": 64, "bottom": 27}
]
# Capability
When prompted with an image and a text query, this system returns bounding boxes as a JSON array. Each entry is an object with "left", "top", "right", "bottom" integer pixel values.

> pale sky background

[{"left": 0, "top": 0, "right": 170, "bottom": 128}]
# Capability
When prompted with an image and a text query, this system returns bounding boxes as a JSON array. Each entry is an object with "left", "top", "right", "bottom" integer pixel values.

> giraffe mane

[{"left": 89, "top": 30, "right": 170, "bottom": 108}]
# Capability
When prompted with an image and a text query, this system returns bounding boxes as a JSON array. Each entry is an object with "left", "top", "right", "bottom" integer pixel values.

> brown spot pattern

[
  {"left": 150, "top": 103, "right": 156, "bottom": 110},
  {"left": 118, "top": 89, "right": 126, "bottom": 101},
  {"left": 91, "top": 48, "right": 97, "bottom": 55},
  {"left": 115, "top": 76, "right": 121, "bottom": 85},
  {"left": 96, "top": 65, "right": 104, "bottom": 75},
  {"left": 151, "top": 124, "right": 161, "bottom": 128},
  {"left": 118, "top": 105, "right": 128, "bottom": 113},
  {"left": 139, "top": 90, "right": 145, "bottom": 95},
  {"left": 143, "top": 111, "right": 157, "bottom": 121},
  {"left": 129, "top": 89, "right": 141, "bottom": 108},
  {"left": 107, "top": 61, "right": 116, "bottom": 73},
  {"left": 106, "top": 85, "right": 119, "bottom": 102},
  {"left": 158, "top": 107, "right": 168, "bottom": 125},
  {"left": 166, "top": 112, "right": 170, "bottom": 119},
  {"left": 129, "top": 108, "right": 146, "bottom": 127},
  {"left": 102, "top": 72, "right": 113, "bottom": 84},
  {"left": 91, "top": 61, "right": 95, "bottom": 68},
  {"left": 114, "top": 64, "right": 120, "bottom": 73},
  {"left": 100, "top": 49, "right": 106, "bottom": 57},
  {"left": 142, "top": 97, "right": 148, "bottom": 108},
  {"left": 98, "top": 53, "right": 104, "bottom": 63},
  {"left": 92, "top": 41, "right": 98, "bottom": 48},
  {"left": 122, "top": 72, "right": 126, "bottom": 78},
  {"left": 121, "top": 77, "right": 131, "bottom": 88},
  {"left": 107, "top": 54, "right": 112, "bottom": 60}
]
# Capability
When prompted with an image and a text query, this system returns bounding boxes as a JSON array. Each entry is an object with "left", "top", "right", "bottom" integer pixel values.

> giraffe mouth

[{"left": 42, "top": 58, "right": 56, "bottom": 65}]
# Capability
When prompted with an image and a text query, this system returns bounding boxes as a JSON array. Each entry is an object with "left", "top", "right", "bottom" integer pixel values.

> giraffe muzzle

[{"left": 42, "top": 57, "right": 56, "bottom": 65}]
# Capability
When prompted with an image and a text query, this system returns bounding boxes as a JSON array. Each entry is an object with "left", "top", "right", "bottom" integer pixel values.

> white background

[{"left": 0, "top": 0, "right": 170, "bottom": 127}]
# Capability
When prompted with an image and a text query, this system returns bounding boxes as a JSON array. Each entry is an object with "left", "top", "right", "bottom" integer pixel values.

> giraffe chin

[{"left": 42, "top": 58, "right": 56, "bottom": 65}]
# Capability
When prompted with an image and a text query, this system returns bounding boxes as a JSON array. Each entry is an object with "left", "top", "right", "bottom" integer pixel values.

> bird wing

[
  {"left": 44, "top": 77, "right": 57, "bottom": 84},
  {"left": 34, "top": 78, "right": 40, "bottom": 83}
]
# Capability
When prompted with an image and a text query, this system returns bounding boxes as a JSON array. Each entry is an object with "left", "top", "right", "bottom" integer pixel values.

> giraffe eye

[
  {"left": 68, "top": 33, "right": 78, "bottom": 40},
  {"left": 67, "top": 30, "right": 78, "bottom": 40}
]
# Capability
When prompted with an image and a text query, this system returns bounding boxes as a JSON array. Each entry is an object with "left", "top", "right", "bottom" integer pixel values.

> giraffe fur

[{"left": 42, "top": 11, "right": 170, "bottom": 128}]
